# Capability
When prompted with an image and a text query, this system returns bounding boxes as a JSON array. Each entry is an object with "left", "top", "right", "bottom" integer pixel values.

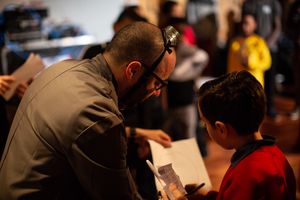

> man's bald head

[{"left": 104, "top": 22, "right": 164, "bottom": 68}]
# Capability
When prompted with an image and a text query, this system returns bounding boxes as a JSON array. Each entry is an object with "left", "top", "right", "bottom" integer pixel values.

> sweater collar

[{"left": 231, "top": 135, "right": 276, "bottom": 167}]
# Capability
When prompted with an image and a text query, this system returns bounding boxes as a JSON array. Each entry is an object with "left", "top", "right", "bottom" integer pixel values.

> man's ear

[
  {"left": 215, "top": 121, "right": 227, "bottom": 136},
  {"left": 125, "top": 61, "right": 143, "bottom": 80}
]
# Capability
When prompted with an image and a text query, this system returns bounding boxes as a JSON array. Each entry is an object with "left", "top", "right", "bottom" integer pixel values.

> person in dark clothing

[
  {"left": 0, "top": 47, "right": 27, "bottom": 157},
  {"left": 0, "top": 22, "right": 179, "bottom": 200},
  {"left": 81, "top": 7, "right": 168, "bottom": 199},
  {"left": 242, "top": 0, "right": 282, "bottom": 119},
  {"left": 0, "top": 75, "right": 15, "bottom": 153},
  {"left": 286, "top": 0, "right": 300, "bottom": 148}
]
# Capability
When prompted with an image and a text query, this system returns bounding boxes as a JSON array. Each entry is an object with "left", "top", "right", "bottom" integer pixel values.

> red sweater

[{"left": 206, "top": 138, "right": 296, "bottom": 200}]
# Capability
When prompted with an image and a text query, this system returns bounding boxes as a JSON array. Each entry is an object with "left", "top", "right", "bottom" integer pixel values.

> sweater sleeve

[
  {"left": 215, "top": 147, "right": 296, "bottom": 200},
  {"left": 247, "top": 36, "right": 272, "bottom": 72}
]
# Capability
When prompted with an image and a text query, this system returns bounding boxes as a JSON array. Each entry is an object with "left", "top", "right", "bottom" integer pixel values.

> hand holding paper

[
  {"left": 0, "top": 75, "right": 15, "bottom": 96},
  {"left": 3, "top": 53, "right": 45, "bottom": 100},
  {"left": 149, "top": 138, "right": 212, "bottom": 194},
  {"left": 146, "top": 160, "right": 186, "bottom": 200},
  {"left": 146, "top": 160, "right": 166, "bottom": 188}
]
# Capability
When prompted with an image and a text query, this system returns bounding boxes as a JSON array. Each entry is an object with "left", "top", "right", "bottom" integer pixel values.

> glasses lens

[
  {"left": 154, "top": 81, "right": 163, "bottom": 90},
  {"left": 151, "top": 72, "right": 167, "bottom": 91}
]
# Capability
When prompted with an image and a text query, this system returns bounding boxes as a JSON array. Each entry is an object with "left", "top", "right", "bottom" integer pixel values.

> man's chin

[
  {"left": 119, "top": 94, "right": 152, "bottom": 110},
  {"left": 118, "top": 98, "right": 143, "bottom": 110}
]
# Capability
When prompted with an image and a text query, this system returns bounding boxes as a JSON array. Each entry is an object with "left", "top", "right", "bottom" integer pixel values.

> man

[
  {"left": 0, "top": 22, "right": 179, "bottom": 199},
  {"left": 81, "top": 9, "right": 170, "bottom": 200}
]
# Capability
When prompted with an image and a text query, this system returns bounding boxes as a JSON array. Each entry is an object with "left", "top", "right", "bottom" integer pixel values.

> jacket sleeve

[
  {"left": 247, "top": 37, "right": 272, "bottom": 72},
  {"left": 69, "top": 118, "right": 142, "bottom": 200}
]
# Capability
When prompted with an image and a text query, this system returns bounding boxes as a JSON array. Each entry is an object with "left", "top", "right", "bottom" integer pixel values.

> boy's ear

[{"left": 215, "top": 121, "right": 227, "bottom": 136}]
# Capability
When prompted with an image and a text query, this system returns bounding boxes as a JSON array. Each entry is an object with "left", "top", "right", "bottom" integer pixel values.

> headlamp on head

[
  {"left": 162, "top": 25, "right": 180, "bottom": 53},
  {"left": 118, "top": 25, "right": 179, "bottom": 109}
]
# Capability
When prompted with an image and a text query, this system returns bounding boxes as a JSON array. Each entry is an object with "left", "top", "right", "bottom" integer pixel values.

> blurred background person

[
  {"left": 286, "top": 0, "right": 300, "bottom": 148},
  {"left": 0, "top": 75, "right": 15, "bottom": 149},
  {"left": 242, "top": 0, "right": 282, "bottom": 119},
  {"left": 158, "top": 0, "right": 197, "bottom": 45},
  {"left": 162, "top": 16, "right": 209, "bottom": 155},
  {"left": 0, "top": 45, "right": 32, "bottom": 157},
  {"left": 227, "top": 12, "right": 271, "bottom": 87}
]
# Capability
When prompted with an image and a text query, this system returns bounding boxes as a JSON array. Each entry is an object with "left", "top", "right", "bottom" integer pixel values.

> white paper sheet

[
  {"left": 149, "top": 138, "right": 212, "bottom": 192},
  {"left": 3, "top": 53, "right": 45, "bottom": 101}
]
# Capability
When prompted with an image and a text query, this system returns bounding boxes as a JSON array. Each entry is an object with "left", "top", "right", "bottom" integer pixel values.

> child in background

[
  {"left": 227, "top": 13, "right": 271, "bottom": 87},
  {"left": 162, "top": 71, "right": 296, "bottom": 200}
]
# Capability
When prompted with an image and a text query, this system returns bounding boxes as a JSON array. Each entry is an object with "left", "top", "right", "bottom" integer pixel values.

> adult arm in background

[
  {"left": 125, "top": 127, "right": 172, "bottom": 148},
  {"left": 72, "top": 122, "right": 143, "bottom": 200},
  {"left": 125, "top": 127, "right": 172, "bottom": 159},
  {"left": 247, "top": 37, "right": 272, "bottom": 72},
  {"left": 170, "top": 43, "right": 209, "bottom": 81}
]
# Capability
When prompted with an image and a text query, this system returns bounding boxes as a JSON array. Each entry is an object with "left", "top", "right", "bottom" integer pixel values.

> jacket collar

[{"left": 231, "top": 135, "right": 276, "bottom": 167}]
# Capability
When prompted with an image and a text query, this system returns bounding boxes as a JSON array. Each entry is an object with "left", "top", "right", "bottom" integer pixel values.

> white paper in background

[
  {"left": 149, "top": 138, "right": 212, "bottom": 192},
  {"left": 3, "top": 53, "right": 45, "bottom": 101}
]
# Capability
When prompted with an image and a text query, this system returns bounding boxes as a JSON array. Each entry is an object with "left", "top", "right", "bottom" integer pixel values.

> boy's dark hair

[{"left": 198, "top": 70, "right": 266, "bottom": 135}]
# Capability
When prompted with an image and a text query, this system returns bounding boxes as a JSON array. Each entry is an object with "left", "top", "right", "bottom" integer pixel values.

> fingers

[
  {"left": 134, "top": 128, "right": 172, "bottom": 148},
  {"left": 16, "top": 82, "right": 28, "bottom": 98},
  {"left": 169, "top": 183, "right": 187, "bottom": 200},
  {"left": 156, "top": 130, "right": 172, "bottom": 148},
  {"left": 0, "top": 87, "right": 6, "bottom": 96},
  {"left": 185, "top": 184, "right": 199, "bottom": 194},
  {"left": 160, "top": 190, "right": 169, "bottom": 200},
  {"left": 0, "top": 76, "right": 16, "bottom": 95},
  {"left": 0, "top": 80, "right": 11, "bottom": 90},
  {"left": 1, "top": 75, "right": 15, "bottom": 83},
  {"left": 160, "top": 131, "right": 172, "bottom": 141},
  {"left": 160, "top": 139, "right": 172, "bottom": 148}
]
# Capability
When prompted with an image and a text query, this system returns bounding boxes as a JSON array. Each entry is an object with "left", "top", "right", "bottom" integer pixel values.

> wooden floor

[{"left": 202, "top": 95, "right": 300, "bottom": 199}]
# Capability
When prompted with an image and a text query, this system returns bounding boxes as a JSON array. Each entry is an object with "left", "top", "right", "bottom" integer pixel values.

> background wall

[
  {"left": 0, "top": 0, "right": 189, "bottom": 43},
  {"left": 0, "top": 0, "right": 124, "bottom": 43}
]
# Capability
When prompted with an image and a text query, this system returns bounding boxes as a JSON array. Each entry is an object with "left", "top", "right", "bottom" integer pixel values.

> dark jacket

[{"left": 0, "top": 54, "right": 141, "bottom": 200}]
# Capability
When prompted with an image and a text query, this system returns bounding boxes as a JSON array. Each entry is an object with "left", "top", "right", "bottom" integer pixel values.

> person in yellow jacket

[{"left": 228, "top": 13, "right": 271, "bottom": 87}]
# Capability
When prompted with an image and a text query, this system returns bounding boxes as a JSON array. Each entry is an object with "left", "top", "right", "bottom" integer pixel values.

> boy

[
  {"left": 227, "top": 13, "right": 271, "bottom": 87},
  {"left": 162, "top": 70, "right": 296, "bottom": 200}
]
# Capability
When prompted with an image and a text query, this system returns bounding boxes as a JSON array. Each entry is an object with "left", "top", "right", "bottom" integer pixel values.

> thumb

[{"left": 169, "top": 183, "right": 187, "bottom": 200}]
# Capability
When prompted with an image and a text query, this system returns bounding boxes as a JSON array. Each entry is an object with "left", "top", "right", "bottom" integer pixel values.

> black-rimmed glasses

[
  {"left": 141, "top": 25, "right": 179, "bottom": 91},
  {"left": 141, "top": 67, "right": 168, "bottom": 91},
  {"left": 140, "top": 49, "right": 168, "bottom": 91},
  {"left": 151, "top": 72, "right": 168, "bottom": 91}
]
